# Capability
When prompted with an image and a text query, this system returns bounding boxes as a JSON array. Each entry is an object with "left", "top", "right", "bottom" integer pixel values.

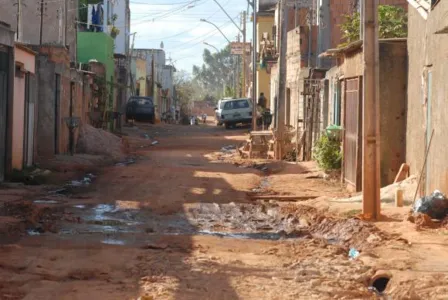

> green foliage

[
  {"left": 313, "top": 134, "right": 342, "bottom": 171},
  {"left": 340, "top": 5, "right": 408, "bottom": 46},
  {"left": 192, "top": 45, "right": 237, "bottom": 99}
]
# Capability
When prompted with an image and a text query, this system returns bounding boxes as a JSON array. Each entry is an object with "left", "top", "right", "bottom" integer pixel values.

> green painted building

[
  {"left": 77, "top": 32, "right": 115, "bottom": 111},
  {"left": 77, "top": 32, "right": 115, "bottom": 82}
]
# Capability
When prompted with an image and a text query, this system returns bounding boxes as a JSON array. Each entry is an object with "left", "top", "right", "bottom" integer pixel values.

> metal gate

[
  {"left": 0, "top": 48, "right": 9, "bottom": 181},
  {"left": 343, "top": 77, "right": 362, "bottom": 191}
]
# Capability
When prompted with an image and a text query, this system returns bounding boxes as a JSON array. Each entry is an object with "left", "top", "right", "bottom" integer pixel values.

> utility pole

[
  {"left": 242, "top": 11, "right": 247, "bottom": 98},
  {"left": 64, "top": 0, "right": 68, "bottom": 45},
  {"left": 251, "top": 0, "right": 257, "bottom": 129},
  {"left": 276, "top": 0, "right": 288, "bottom": 159},
  {"left": 15, "top": 0, "right": 23, "bottom": 41},
  {"left": 39, "top": 0, "right": 45, "bottom": 45},
  {"left": 362, "top": 0, "right": 381, "bottom": 220},
  {"left": 128, "top": 33, "right": 136, "bottom": 96},
  {"left": 236, "top": 34, "right": 241, "bottom": 97}
]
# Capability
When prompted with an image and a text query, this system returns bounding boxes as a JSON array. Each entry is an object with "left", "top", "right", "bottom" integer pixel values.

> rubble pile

[{"left": 76, "top": 124, "right": 127, "bottom": 161}]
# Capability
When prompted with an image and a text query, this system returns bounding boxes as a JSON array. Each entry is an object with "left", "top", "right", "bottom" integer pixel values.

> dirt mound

[
  {"left": 280, "top": 204, "right": 387, "bottom": 250},
  {"left": 76, "top": 124, "right": 126, "bottom": 161},
  {"left": 311, "top": 217, "right": 386, "bottom": 250}
]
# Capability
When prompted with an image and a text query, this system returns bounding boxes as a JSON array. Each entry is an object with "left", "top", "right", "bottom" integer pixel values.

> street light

[
  {"left": 200, "top": 19, "right": 232, "bottom": 44},
  {"left": 203, "top": 41, "right": 219, "bottom": 52}
]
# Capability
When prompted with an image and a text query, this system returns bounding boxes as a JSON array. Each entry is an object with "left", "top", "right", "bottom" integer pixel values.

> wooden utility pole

[
  {"left": 39, "top": 0, "right": 45, "bottom": 45},
  {"left": 362, "top": 0, "right": 381, "bottom": 220},
  {"left": 252, "top": 0, "right": 257, "bottom": 129},
  {"left": 242, "top": 11, "right": 247, "bottom": 98},
  {"left": 15, "top": 0, "right": 23, "bottom": 41},
  {"left": 276, "top": 0, "right": 288, "bottom": 159}
]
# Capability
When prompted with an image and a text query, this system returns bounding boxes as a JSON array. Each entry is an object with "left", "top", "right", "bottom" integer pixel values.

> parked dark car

[{"left": 125, "top": 96, "right": 155, "bottom": 123}]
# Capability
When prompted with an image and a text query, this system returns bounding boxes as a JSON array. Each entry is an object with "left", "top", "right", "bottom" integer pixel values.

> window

[{"left": 223, "top": 100, "right": 249, "bottom": 110}]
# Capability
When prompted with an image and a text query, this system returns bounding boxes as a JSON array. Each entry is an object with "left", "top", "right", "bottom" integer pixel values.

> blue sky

[{"left": 130, "top": 0, "right": 254, "bottom": 74}]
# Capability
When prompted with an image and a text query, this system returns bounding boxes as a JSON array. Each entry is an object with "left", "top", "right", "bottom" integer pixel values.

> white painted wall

[{"left": 114, "top": 0, "right": 130, "bottom": 55}]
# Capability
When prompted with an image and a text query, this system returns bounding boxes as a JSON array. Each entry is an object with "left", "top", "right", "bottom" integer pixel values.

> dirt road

[{"left": 0, "top": 123, "right": 447, "bottom": 299}]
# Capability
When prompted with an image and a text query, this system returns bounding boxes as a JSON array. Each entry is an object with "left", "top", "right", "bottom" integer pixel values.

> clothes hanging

[
  {"left": 91, "top": 5, "right": 98, "bottom": 31},
  {"left": 87, "top": 4, "right": 93, "bottom": 30}
]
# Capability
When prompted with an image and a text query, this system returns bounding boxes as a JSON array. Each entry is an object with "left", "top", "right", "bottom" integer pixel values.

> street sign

[{"left": 230, "top": 42, "right": 251, "bottom": 55}]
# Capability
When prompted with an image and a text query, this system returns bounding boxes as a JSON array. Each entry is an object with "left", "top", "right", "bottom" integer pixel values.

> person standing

[{"left": 258, "top": 92, "right": 267, "bottom": 112}]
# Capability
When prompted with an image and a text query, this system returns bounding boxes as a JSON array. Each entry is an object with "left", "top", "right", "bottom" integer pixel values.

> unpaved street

[{"left": 0, "top": 123, "right": 447, "bottom": 299}]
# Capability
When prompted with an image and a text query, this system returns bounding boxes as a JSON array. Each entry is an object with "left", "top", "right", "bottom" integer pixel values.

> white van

[
  {"left": 216, "top": 98, "right": 254, "bottom": 129},
  {"left": 215, "top": 98, "right": 233, "bottom": 126}
]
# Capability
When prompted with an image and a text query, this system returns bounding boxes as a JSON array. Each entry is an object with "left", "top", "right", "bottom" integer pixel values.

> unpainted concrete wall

[
  {"left": 35, "top": 46, "right": 92, "bottom": 158},
  {"left": 407, "top": 1, "right": 448, "bottom": 194},
  {"left": 0, "top": 0, "right": 79, "bottom": 61},
  {"left": 337, "top": 42, "right": 407, "bottom": 187}
]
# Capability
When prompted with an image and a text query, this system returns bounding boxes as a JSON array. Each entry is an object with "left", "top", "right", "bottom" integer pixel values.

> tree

[
  {"left": 340, "top": 5, "right": 407, "bottom": 46},
  {"left": 192, "top": 45, "right": 237, "bottom": 100}
]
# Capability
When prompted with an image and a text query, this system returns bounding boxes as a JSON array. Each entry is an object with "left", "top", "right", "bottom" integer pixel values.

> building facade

[
  {"left": 0, "top": 0, "right": 79, "bottom": 61},
  {"left": 406, "top": 0, "right": 448, "bottom": 195}
]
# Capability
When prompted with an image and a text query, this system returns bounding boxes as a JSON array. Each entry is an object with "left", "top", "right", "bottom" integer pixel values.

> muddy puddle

[
  {"left": 50, "top": 202, "right": 312, "bottom": 245},
  {"left": 43, "top": 201, "right": 384, "bottom": 250}
]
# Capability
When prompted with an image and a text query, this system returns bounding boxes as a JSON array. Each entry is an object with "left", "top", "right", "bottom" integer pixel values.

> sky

[{"left": 129, "top": 0, "right": 254, "bottom": 74}]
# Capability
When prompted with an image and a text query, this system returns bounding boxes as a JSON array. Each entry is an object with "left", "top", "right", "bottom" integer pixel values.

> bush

[
  {"left": 340, "top": 5, "right": 407, "bottom": 46},
  {"left": 313, "top": 134, "right": 342, "bottom": 171}
]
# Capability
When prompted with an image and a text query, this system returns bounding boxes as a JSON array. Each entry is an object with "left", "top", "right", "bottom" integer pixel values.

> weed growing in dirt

[{"left": 313, "top": 134, "right": 342, "bottom": 171}]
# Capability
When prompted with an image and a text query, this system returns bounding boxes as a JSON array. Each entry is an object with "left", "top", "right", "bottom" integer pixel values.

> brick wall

[
  {"left": 0, "top": 1, "right": 79, "bottom": 61},
  {"left": 35, "top": 46, "right": 92, "bottom": 158},
  {"left": 329, "top": 0, "right": 408, "bottom": 48}
]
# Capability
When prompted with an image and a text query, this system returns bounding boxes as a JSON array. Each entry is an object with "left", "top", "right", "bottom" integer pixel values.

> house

[
  {"left": 406, "top": 0, "right": 448, "bottom": 194},
  {"left": 0, "top": 22, "right": 15, "bottom": 181},
  {"left": 13, "top": 44, "right": 37, "bottom": 170},
  {"left": 161, "top": 65, "right": 175, "bottom": 113},
  {"left": 134, "top": 49, "right": 173, "bottom": 118},
  {"left": 256, "top": 1, "right": 276, "bottom": 110},
  {"left": 113, "top": 0, "right": 131, "bottom": 57},
  {"left": 135, "top": 56, "right": 147, "bottom": 96},
  {"left": 34, "top": 45, "right": 94, "bottom": 157},
  {"left": 0, "top": 0, "right": 78, "bottom": 61},
  {"left": 322, "top": 39, "right": 408, "bottom": 191}
]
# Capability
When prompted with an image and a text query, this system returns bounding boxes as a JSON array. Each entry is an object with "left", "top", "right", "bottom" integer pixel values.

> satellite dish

[{"left": 160, "top": 42, "right": 164, "bottom": 49}]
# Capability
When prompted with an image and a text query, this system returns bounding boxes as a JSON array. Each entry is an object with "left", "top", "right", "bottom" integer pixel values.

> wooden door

[{"left": 343, "top": 77, "right": 362, "bottom": 191}]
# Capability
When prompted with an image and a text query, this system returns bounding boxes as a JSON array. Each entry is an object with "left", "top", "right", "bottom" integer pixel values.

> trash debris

[
  {"left": 27, "top": 229, "right": 41, "bottom": 236},
  {"left": 115, "top": 158, "right": 136, "bottom": 167},
  {"left": 48, "top": 188, "right": 69, "bottom": 195},
  {"left": 368, "top": 286, "right": 383, "bottom": 296},
  {"left": 221, "top": 145, "right": 236, "bottom": 153},
  {"left": 413, "top": 190, "right": 448, "bottom": 220},
  {"left": 151, "top": 141, "right": 159, "bottom": 146},
  {"left": 413, "top": 213, "right": 437, "bottom": 228},
  {"left": 142, "top": 242, "right": 169, "bottom": 250},
  {"left": 66, "top": 173, "right": 96, "bottom": 187},
  {"left": 348, "top": 248, "right": 360, "bottom": 260},
  {"left": 33, "top": 200, "right": 59, "bottom": 204},
  {"left": 141, "top": 133, "right": 151, "bottom": 139}
]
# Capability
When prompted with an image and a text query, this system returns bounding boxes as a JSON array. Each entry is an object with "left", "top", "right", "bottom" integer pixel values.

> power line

[
  {"left": 133, "top": 0, "right": 229, "bottom": 40},
  {"left": 131, "top": 0, "right": 210, "bottom": 25},
  {"left": 130, "top": 0, "right": 194, "bottom": 5}
]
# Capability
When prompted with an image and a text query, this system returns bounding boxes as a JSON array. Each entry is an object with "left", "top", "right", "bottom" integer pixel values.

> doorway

[
  {"left": 54, "top": 74, "right": 61, "bottom": 154},
  {"left": 286, "top": 88, "right": 291, "bottom": 126},
  {"left": 23, "top": 73, "right": 35, "bottom": 167},
  {"left": 343, "top": 77, "right": 363, "bottom": 191},
  {"left": 0, "top": 47, "right": 9, "bottom": 181}
]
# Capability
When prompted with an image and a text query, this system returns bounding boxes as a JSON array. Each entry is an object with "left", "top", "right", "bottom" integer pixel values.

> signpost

[{"left": 230, "top": 42, "right": 251, "bottom": 55}]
